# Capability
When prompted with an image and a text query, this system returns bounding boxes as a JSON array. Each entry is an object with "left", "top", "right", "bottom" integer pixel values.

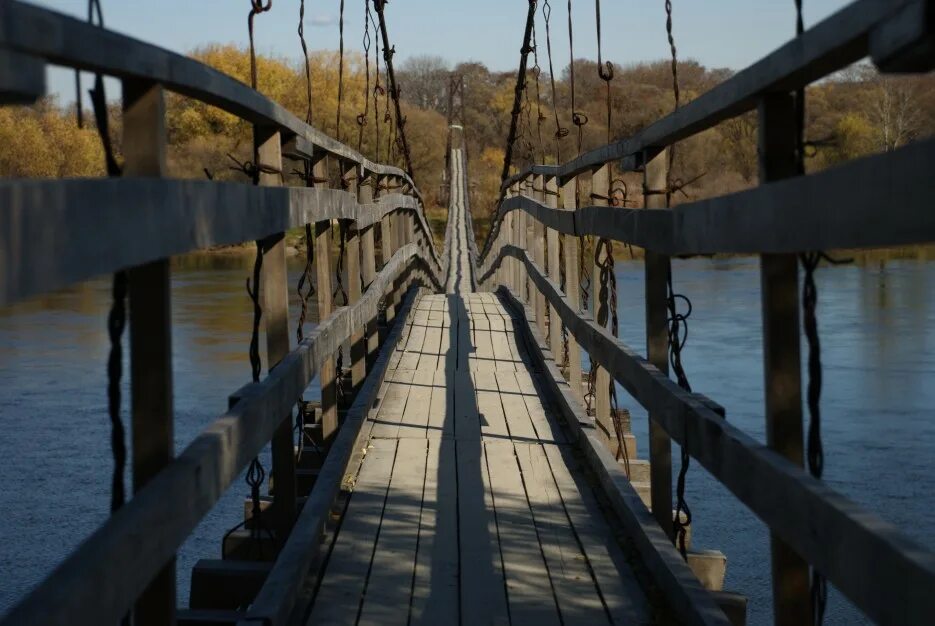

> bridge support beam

[
  {"left": 346, "top": 163, "right": 365, "bottom": 395},
  {"left": 360, "top": 175, "right": 379, "bottom": 369},
  {"left": 314, "top": 158, "right": 338, "bottom": 442},
  {"left": 641, "top": 154, "right": 674, "bottom": 539},
  {"left": 532, "top": 175, "right": 547, "bottom": 338},
  {"left": 758, "top": 92, "right": 812, "bottom": 626},
  {"left": 255, "top": 126, "right": 297, "bottom": 539},
  {"left": 123, "top": 78, "right": 175, "bottom": 626}
]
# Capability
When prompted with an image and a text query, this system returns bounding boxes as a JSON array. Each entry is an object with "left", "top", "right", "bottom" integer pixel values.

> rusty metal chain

[
  {"left": 531, "top": 22, "right": 546, "bottom": 164},
  {"left": 374, "top": 0, "right": 416, "bottom": 181},
  {"left": 248, "top": 1, "right": 273, "bottom": 91},
  {"left": 357, "top": 0, "right": 372, "bottom": 153},
  {"left": 371, "top": 6, "right": 384, "bottom": 161},
  {"left": 595, "top": 0, "right": 614, "bottom": 144},
  {"left": 567, "top": 0, "right": 588, "bottom": 155},
  {"left": 499, "top": 0, "right": 538, "bottom": 188},
  {"left": 299, "top": 0, "right": 313, "bottom": 126},
  {"left": 336, "top": 0, "right": 346, "bottom": 141},
  {"left": 666, "top": 262, "right": 693, "bottom": 559},
  {"left": 542, "top": 0, "right": 568, "bottom": 161}
]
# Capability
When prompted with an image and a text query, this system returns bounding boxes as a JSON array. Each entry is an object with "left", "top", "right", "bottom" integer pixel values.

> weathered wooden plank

[
  {"left": 357, "top": 438, "right": 429, "bottom": 626},
  {"left": 242, "top": 289, "right": 420, "bottom": 626},
  {"left": 560, "top": 176, "right": 583, "bottom": 403},
  {"left": 474, "top": 370, "right": 511, "bottom": 439},
  {"left": 457, "top": 437, "right": 509, "bottom": 625},
  {"left": 513, "top": 442, "right": 613, "bottom": 625},
  {"left": 498, "top": 289, "right": 729, "bottom": 626},
  {"left": 495, "top": 370, "right": 539, "bottom": 442},
  {"left": 398, "top": 372, "right": 433, "bottom": 438},
  {"left": 371, "top": 369, "right": 417, "bottom": 440},
  {"left": 513, "top": 369, "right": 568, "bottom": 444},
  {"left": 540, "top": 443, "right": 653, "bottom": 625},
  {"left": 491, "top": 257, "right": 935, "bottom": 625},
  {"left": 409, "top": 438, "right": 459, "bottom": 623},
  {"left": 305, "top": 439, "right": 398, "bottom": 626},
  {"left": 484, "top": 440, "right": 562, "bottom": 626},
  {"left": 426, "top": 369, "right": 453, "bottom": 439},
  {"left": 417, "top": 323, "right": 443, "bottom": 371}
]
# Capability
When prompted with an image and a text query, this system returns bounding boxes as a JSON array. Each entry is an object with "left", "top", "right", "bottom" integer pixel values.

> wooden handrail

[
  {"left": 495, "top": 0, "right": 912, "bottom": 194},
  {"left": 0, "top": 180, "right": 443, "bottom": 307},
  {"left": 479, "top": 243, "right": 935, "bottom": 625},
  {"left": 476, "top": 137, "right": 935, "bottom": 265},
  {"left": 0, "top": 244, "right": 437, "bottom": 626},
  {"left": 0, "top": 2, "right": 420, "bottom": 190}
]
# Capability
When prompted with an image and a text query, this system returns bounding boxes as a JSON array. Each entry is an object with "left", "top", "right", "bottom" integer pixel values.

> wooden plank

[
  {"left": 641, "top": 153, "right": 673, "bottom": 538},
  {"left": 243, "top": 289, "right": 420, "bottom": 626},
  {"left": 758, "top": 92, "right": 811, "bottom": 625},
  {"left": 494, "top": 262, "right": 935, "bottom": 625},
  {"left": 409, "top": 439, "right": 459, "bottom": 623},
  {"left": 306, "top": 439, "right": 398, "bottom": 626},
  {"left": 494, "top": 370, "right": 538, "bottom": 442},
  {"left": 371, "top": 369, "right": 417, "bottom": 440},
  {"left": 513, "top": 442, "right": 613, "bottom": 625},
  {"left": 484, "top": 440, "right": 561, "bottom": 625},
  {"left": 426, "top": 369, "right": 452, "bottom": 439},
  {"left": 457, "top": 438, "right": 510, "bottom": 625},
  {"left": 123, "top": 77, "right": 174, "bottom": 626},
  {"left": 498, "top": 290, "right": 729, "bottom": 626},
  {"left": 397, "top": 318, "right": 427, "bottom": 371},
  {"left": 474, "top": 370, "right": 510, "bottom": 439},
  {"left": 417, "top": 323, "right": 443, "bottom": 371},
  {"left": 540, "top": 443, "right": 653, "bottom": 625},
  {"left": 357, "top": 438, "right": 429, "bottom": 626},
  {"left": 398, "top": 371, "right": 433, "bottom": 438},
  {"left": 513, "top": 369, "right": 567, "bottom": 444}
]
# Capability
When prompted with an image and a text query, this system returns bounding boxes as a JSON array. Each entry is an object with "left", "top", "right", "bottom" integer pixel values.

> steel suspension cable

[
  {"left": 357, "top": 0, "right": 373, "bottom": 153},
  {"left": 498, "top": 0, "right": 538, "bottom": 190},
  {"left": 542, "top": 0, "right": 568, "bottom": 162}
]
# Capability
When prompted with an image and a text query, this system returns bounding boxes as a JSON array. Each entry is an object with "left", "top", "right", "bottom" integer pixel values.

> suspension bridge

[{"left": 1, "top": 0, "right": 935, "bottom": 624}]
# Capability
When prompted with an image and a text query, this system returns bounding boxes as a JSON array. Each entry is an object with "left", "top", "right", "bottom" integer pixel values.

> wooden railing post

[
  {"left": 545, "top": 175, "right": 563, "bottom": 361},
  {"left": 345, "top": 162, "right": 365, "bottom": 396},
  {"left": 514, "top": 183, "right": 528, "bottom": 302},
  {"left": 314, "top": 158, "right": 338, "bottom": 442},
  {"left": 641, "top": 153, "right": 674, "bottom": 538},
  {"left": 560, "top": 175, "right": 582, "bottom": 401},
  {"left": 759, "top": 92, "right": 812, "bottom": 625},
  {"left": 532, "top": 175, "right": 547, "bottom": 337},
  {"left": 591, "top": 166, "right": 614, "bottom": 449},
  {"left": 255, "top": 127, "right": 296, "bottom": 537},
  {"left": 360, "top": 173, "right": 380, "bottom": 368},
  {"left": 524, "top": 176, "right": 536, "bottom": 308},
  {"left": 123, "top": 78, "right": 174, "bottom": 626}
]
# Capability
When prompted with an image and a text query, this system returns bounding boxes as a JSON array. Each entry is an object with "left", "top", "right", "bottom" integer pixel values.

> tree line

[{"left": 1, "top": 46, "right": 932, "bottom": 223}]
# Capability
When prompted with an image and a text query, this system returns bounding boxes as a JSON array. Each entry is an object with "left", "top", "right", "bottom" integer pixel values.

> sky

[{"left": 30, "top": 0, "right": 853, "bottom": 103}]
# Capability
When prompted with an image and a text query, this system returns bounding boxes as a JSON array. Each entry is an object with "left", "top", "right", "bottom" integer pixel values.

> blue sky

[{"left": 31, "top": 0, "right": 852, "bottom": 102}]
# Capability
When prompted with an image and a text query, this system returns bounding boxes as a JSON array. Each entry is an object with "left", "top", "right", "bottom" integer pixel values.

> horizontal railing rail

[
  {"left": 0, "top": 179, "right": 443, "bottom": 307},
  {"left": 0, "top": 244, "right": 438, "bottom": 626},
  {"left": 0, "top": 1, "right": 423, "bottom": 193},
  {"left": 476, "top": 137, "right": 935, "bottom": 265},
  {"left": 482, "top": 0, "right": 928, "bottom": 261},
  {"left": 479, "top": 244, "right": 935, "bottom": 624}
]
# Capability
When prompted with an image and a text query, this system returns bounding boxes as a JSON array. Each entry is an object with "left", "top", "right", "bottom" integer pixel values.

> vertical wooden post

[
  {"left": 515, "top": 188, "right": 527, "bottom": 302},
  {"left": 524, "top": 176, "right": 536, "bottom": 307},
  {"left": 314, "top": 158, "right": 338, "bottom": 441},
  {"left": 561, "top": 175, "right": 582, "bottom": 400},
  {"left": 360, "top": 173, "right": 379, "bottom": 367},
  {"left": 642, "top": 152, "right": 673, "bottom": 538},
  {"left": 381, "top": 177, "right": 398, "bottom": 323},
  {"left": 545, "top": 176, "right": 562, "bottom": 361},
  {"left": 590, "top": 165, "right": 613, "bottom": 449},
  {"left": 123, "top": 78, "right": 174, "bottom": 626},
  {"left": 759, "top": 92, "right": 812, "bottom": 626},
  {"left": 532, "top": 175, "right": 547, "bottom": 337},
  {"left": 345, "top": 163, "right": 366, "bottom": 395},
  {"left": 254, "top": 127, "right": 296, "bottom": 537}
]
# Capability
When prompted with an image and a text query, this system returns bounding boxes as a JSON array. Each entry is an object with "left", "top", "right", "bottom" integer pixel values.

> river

[{"left": 1, "top": 253, "right": 932, "bottom": 624}]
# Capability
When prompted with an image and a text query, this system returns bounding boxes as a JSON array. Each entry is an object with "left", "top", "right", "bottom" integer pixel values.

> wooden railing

[
  {"left": 0, "top": 2, "right": 444, "bottom": 624},
  {"left": 477, "top": 1, "right": 935, "bottom": 623}
]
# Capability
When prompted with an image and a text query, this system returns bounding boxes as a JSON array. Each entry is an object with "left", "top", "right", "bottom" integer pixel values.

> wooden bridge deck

[{"left": 306, "top": 150, "right": 651, "bottom": 625}]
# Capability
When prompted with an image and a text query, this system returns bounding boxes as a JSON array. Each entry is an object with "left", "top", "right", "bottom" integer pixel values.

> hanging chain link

[
  {"left": 531, "top": 22, "right": 546, "bottom": 164},
  {"left": 371, "top": 6, "right": 384, "bottom": 162},
  {"left": 336, "top": 0, "right": 346, "bottom": 142},
  {"left": 542, "top": 0, "right": 568, "bottom": 162},
  {"left": 595, "top": 0, "right": 614, "bottom": 145},
  {"left": 793, "top": 1, "right": 828, "bottom": 622},
  {"left": 357, "top": 0, "right": 373, "bottom": 153},
  {"left": 567, "top": 0, "right": 588, "bottom": 155}
]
